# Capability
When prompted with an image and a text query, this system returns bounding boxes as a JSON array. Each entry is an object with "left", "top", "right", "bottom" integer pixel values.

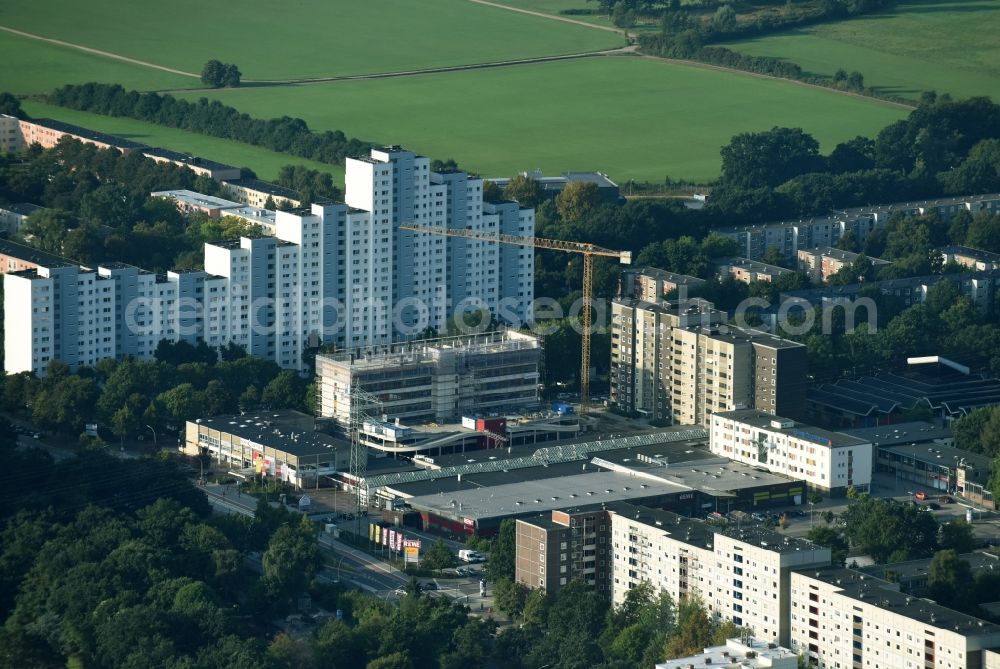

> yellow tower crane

[{"left": 399, "top": 224, "right": 631, "bottom": 408}]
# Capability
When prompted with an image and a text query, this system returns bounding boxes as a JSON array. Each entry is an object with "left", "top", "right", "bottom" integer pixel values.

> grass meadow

[
  {"left": 720, "top": 0, "right": 1000, "bottom": 101},
  {"left": 175, "top": 56, "right": 907, "bottom": 183},
  {"left": 0, "top": 30, "right": 192, "bottom": 94},
  {"left": 0, "top": 0, "right": 623, "bottom": 81}
]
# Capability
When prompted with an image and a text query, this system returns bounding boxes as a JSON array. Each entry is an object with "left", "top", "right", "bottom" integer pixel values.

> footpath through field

[
  {"left": 0, "top": 25, "right": 199, "bottom": 78},
  {"left": 465, "top": 0, "right": 625, "bottom": 34}
]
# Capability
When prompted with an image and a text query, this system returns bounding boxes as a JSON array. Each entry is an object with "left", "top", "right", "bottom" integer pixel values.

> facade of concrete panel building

[
  {"left": 610, "top": 298, "right": 807, "bottom": 426},
  {"left": 4, "top": 146, "right": 535, "bottom": 376}
]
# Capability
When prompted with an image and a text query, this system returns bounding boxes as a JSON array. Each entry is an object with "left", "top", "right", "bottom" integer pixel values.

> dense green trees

[
  {"left": 48, "top": 83, "right": 370, "bottom": 167},
  {"left": 840, "top": 495, "right": 941, "bottom": 563},
  {"left": 274, "top": 165, "right": 342, "bottom": 204},
  {"left": 200, "top": 60, "right": 242, "bottom": 88}
]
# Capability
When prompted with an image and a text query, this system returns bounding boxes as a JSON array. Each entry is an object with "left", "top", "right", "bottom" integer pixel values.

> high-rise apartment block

[
  {"left": 4, "top": 147, "right": 535, "bottom": 376},
  {"left": 610, "top": 298, "right": 807, "bottom": 426},
  {"left": 790, "top": 567, "right": 1000, "bottom": 669},
  {"left": 608, "top": 504, "right": 831, "bottom": 646}
]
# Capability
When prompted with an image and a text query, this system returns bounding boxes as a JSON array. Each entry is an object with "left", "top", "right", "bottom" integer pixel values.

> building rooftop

[
  {"left": 0, "top": 202, "right": 44, "bottom": 217},
  {"left": 715, "top": 257, "right": 794, "bottom": 276},
  {"left": 800, "top": 246, "right": 891, "bottom": 264},
  {"left": 719, "top": 193, "right": 1000, "bottom": 235},
  {"left": 142, "top": 148, "right": 240, "bottom": 173},
  {"left": 31, "top": 118, "right": 148, "bottom": 150},
  {"left": 318, "top": 329, "right": 540, "bottom": 370},
  {"left": 407, "top": 469, "right": 692, "bottom": 522},
  {"left": 221, "top": 177, "right": 301, "bottom": 200},
  {"left": 0, "top": 238, "right": 77, "bottom": 269},
  {"left": 152, "top": 189, "right": 244, "bottom": 210},
  {"left": 655, "top": 637, "right": 797, "bottom": 669},
  {"left": 715, "top": 409, "right": 868, "bottom": 449},
  {"left": 808, "top": 367, "right": 1000, "bottom": 418},
  {"left": 839, "top": 421, "right": 953, "bottom": 447},
  {"left": 797, "top": 566, "right": 1000, "bottom": 634},
  {"left": 859, "top": 550, "right": 1000, "bottom": 584},
  {"left": 196, "top": 411, "right": 349, "bottom": 458},
  {"left": 939, "top": 245, "right": 1000, "bottom": 263},
  {"left": 626, "top": 266, "right": 707, "bottom": 286}
]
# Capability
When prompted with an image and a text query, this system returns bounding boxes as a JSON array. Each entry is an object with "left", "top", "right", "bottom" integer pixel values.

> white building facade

[
  {"left": 4, "top": 147, "right": 535, "bottom": 376},
  {"left": 710, "top": 410, "right": 873, "bottom": 495}
]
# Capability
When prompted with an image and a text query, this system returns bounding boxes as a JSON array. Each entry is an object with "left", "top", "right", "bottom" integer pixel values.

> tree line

[
  {"left": 2, "top": 341, "right": 312, "bottom": 443},
  {"left": 46, "top": 83, "right": 372, "bottom": 166},
  {"left": 639, "top": 0, "right": 894, "bottom": 99}
]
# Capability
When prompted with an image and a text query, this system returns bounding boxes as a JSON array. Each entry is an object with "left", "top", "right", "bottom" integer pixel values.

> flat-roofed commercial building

[
  {"left": 184, "top": 411, "right": 349, "bottom": 488},
  {"left": 710, "top": 410, "right": 872, "bottom": 495},
  {"left": 790, "top": 567, "right": 1000, "bottom": 669},
  {"left": 316, "top": 330, "right": 541, "bottom": 427}
]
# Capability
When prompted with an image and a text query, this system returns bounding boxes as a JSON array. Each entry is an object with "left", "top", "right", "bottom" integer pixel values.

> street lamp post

[{"left": 145, "top": 424, "right": 157, "bottom": 448}]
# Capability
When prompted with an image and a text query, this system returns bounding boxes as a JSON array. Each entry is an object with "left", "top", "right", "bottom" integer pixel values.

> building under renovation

[{"left": 315, "top": 330, "right": 541, "bottom": 427}]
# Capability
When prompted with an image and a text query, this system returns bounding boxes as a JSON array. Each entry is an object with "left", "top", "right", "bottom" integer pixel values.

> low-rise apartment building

[
  {"left": 656, "top": 637, "right": 798, "bottom": 669},
  {"left": 620, "top": 266, "right": 706, "bottom": 301},
  {"left": 142, "top": 147, "right": 242, "bottom": 181},
  {"left": 939, "top": 245, "right": 1000, "bottom": 272},
  {"left": 720, "top": 193, "right": 1000, "bottom": 262},
  {"left": 221, "top": 177, "right": 302, "bottom": 209},
  {"left": 0, "top": 114, "right": 24, "bottom": 153},
  {"left": 17, "top": 117, "right": 146, "bottom": 152},
  {"left": 790, "top": 567, "right": 1000, "bottom": 669},
  {"left": 0, "top": 202, "right": 43, "bottom": 235},
  {"left": 796, "top": 246, "right": 891, "bottom": 283},
  {"left": 710, "top": 410, "right": 872, "bottom": 495},
  {"left": 716, "top": 257, "right": 795, "bottom": 284}
]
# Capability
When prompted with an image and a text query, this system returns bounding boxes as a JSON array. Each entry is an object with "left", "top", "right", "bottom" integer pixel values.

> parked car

[
  {"left": 939, "top": 495, "right": 954, "bottom": 504},
  {"left": 421, "top": 581, "right": 438, "bottom": 590},
  {"left": 926, "top": 502, "right": 942, "bottom": 511},
  {"left": 915, "top": 491, "right": 928, "bottom": 501}
]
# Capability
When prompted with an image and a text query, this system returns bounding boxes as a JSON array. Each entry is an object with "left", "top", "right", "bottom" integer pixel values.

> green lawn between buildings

[
  {"left": 720, "top": 0, "right": 1000, "bottom": 101},
  {"left": 175, "top": 56, "right": 907, "bottom": 183},
  {"left": 0, "top": 0, "right": 623, "bottom": 81}
]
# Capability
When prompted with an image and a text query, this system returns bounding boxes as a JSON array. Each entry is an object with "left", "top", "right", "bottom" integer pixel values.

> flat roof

[
  {"left": 800, "top": 246, "right": 891, "bottom": 264},
  {"left": 142, "top": 147, "right": 239, "bottom": 172},
  {"left": 939, "top": 245, "right": 1000, "bottom": 262},
  {"left": 656, "top": 638, "right": 796, "bottom": 669},
  {"left": 221, "top": 177, "right": 301, "bottom": 200},
  {"left": 1, "top": 203, "right": 44, "bottom": 216},
  {"left": 408, "top": 470, "right": 691, "bottom": 522},
  {"left": 840, "top": 421, "right": 953, "bottom": 447},
  {"left": 782, "top": 269, "right": 1000, "bottom": 304},
  {"left": 716, "top": 409, "right": 868, "bottom": 449},
  {"left": 797, "top": 566, "right": 1000, "bottom": 634},
  {"left": 31, "top": 118, "right": 148, "bottom": 150},
  {"left": 627, "top": 266, "right": 706, "bottom": 285},
  {"left": 859, "top": 550, "right": 1000, "bottom": 582},
  {"left": 0, "top": 237, "right": 77, "bottom": 268},
  {"left": 719, "top": 193, "right": 1000, "bottom": 235},
  {"left": 716, "top": 257, "right": 794, "bottom": 274},
  {"left": 152, "top": 189, "right": 243, "bottom": 210},
  {"left": 195, "top": 411, "right": 349, "bottom": 458}
]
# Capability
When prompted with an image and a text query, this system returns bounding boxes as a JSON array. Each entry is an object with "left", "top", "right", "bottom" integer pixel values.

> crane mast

[{"left": 399, "top": 224, "right": 631, "bottom": 408}]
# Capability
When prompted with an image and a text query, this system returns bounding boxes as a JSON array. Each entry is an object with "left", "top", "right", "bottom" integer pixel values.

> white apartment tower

[{"left": 4, "top": 146, "right": 536, "bottom": 376}]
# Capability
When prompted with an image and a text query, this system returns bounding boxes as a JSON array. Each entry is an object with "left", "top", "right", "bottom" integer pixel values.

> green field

[
  {"left": 0, "top": 0, "right": 622, "bottom": 81},
  {"left": 175, "top": 56, "right": 907, "bottom": 182},
  {"left": 0, "top": 29, "right": 192, "bottom": 94},
  {"left": 18, "top": 101, "right": 344, "bottom": 183},
  {"left": 721, "top": 0, "right": 1000, "bottom": 101}
]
